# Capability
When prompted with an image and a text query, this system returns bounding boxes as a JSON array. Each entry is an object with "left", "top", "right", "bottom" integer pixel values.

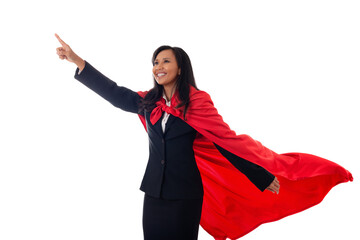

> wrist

[{"left": 74, "top": 56, "right": 85, "bottom": 72}]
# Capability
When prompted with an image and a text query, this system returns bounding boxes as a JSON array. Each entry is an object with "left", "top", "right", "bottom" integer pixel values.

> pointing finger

[{"left": 55, "top": 33, "right": 67, "bottom": 47}]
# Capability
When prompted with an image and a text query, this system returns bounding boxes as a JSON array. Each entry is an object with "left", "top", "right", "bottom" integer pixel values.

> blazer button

[
  {"left": 161, "top": 160, "right": 165, "bottom": 165},
  {"left": 162, "top": 138, "right": 164, "bottom": 143}
]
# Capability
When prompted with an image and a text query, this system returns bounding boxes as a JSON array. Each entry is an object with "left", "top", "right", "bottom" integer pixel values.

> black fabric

[
  {"left": 140, "top": 112, "right": 204, "bottom": 199},
  {"left": 142, "top": 194, "right": 203, "bottom": 240},
  {"left": 75, "top": 61, "right": 142, "bottom": 114},
  {"left": 214, "top": 143, "right": 275, "bottom": 191}
]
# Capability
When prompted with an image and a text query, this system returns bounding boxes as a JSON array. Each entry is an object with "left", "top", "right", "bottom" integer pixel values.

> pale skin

[{"left": 55, "top": 33, "right": 280, "bottom": 194}]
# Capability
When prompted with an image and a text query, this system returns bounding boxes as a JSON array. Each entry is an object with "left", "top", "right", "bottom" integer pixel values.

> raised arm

[
  {"left": 74, "top": 61, "right": 143, "bottom": 114},
  {"left": 55, "top": 33, "right": 143, "bottom": 114}
]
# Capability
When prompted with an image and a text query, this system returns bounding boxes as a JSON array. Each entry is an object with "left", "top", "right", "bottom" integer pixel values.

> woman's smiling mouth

[{"left": 157, "top": 72, "right": 167, "bottom": 78}]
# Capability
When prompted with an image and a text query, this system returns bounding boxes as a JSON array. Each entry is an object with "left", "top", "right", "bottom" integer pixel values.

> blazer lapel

[
  {"left": 145, "top": 111, "right": 164, "bottom": 138},
  {"left": 164, "top": 114, "right": 176, "bottom": 135}
]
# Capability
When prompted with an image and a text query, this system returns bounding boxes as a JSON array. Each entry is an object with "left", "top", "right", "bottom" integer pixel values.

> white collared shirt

[{"left": 161, "top": 92, "right": 171, "bottom": 133}]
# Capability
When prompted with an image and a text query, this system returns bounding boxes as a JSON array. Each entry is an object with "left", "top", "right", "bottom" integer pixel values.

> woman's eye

[{"left": 154, "top": 60, "right": 169, "bottom": 66}]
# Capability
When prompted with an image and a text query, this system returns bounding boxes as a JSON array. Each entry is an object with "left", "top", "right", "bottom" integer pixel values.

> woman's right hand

[{"left": 55, "top": 33, "right": 85, "bottom": 70}]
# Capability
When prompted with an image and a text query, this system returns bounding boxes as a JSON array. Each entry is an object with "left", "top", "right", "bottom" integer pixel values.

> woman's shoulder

[
  {"left": 189, "top": 85, "right": 214, "bottom": 105},
  {"left": 189, "top": 85, "right": 211, "bottom": 98}
]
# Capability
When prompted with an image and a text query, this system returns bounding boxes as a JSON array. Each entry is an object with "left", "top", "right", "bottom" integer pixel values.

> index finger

[{"left": 55, "top": 33, "right": 67, "bottom": 46}]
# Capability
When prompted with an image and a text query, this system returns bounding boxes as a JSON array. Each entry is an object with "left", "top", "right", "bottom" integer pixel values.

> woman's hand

[
  {"left": 266, "top": 177, "right": 280, "bottom": 194},
  {"left": 55, "top": 33, "right": 85, "bottom": 70}
]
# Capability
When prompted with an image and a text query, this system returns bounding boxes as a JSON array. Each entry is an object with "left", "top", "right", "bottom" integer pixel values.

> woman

[{"left": 55, "top": 34, "right": 351, "bottom": 240}]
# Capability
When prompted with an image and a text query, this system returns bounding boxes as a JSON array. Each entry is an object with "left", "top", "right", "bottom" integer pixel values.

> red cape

[{"left": 137, "top": 85, "right": 353, "bottom": 240}]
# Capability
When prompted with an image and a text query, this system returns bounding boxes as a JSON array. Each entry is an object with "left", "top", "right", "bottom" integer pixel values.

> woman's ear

[{"left": 178, "top": 68, "right": 181, "bottom": 75}]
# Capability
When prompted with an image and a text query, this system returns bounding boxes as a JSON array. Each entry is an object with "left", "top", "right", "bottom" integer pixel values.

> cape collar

[{"left": 150, "top": 89, "right": 182, "bottom": 125}]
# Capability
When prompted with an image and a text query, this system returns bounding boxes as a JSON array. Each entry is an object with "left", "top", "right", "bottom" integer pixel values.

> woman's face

[{"left": 152, "top": 49, "right": 181, "bottom": 89}]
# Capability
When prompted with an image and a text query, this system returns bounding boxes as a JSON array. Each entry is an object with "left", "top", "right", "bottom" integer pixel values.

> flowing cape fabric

[{"left": 136, "top": 85, "right": 352, "bottom": 240}]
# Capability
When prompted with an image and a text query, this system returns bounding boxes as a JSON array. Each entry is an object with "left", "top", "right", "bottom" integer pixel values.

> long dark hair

[{"left": 138, "top": 45, "right": 199, "bottom": 120}]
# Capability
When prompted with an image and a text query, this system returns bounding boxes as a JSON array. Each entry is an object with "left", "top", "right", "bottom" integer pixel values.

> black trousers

[{"left": 142, "top": 194, "right": 203, "bottom": 240}]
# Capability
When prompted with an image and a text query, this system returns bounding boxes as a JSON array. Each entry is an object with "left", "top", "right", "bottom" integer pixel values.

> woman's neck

[{"left": 163, "top": 85, "right": 176, "bottom": 101}]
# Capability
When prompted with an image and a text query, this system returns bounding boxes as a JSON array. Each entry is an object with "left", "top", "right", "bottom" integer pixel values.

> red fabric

[{"left": 136, "top": 85, "right": 353, "bottom": 240}]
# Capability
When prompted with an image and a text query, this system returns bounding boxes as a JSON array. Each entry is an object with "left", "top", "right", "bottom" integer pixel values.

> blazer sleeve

[
  {"left": 74, "top": 60, "right": 143, "bottom": 115},
  {"left": 213, "top": 142, "right": 275, "bottom": 192}
]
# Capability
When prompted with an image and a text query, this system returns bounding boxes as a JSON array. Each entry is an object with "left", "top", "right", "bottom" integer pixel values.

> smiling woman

[
  {"left": 152, "top": 49, "right": 181, "bottom": 101},
  {"left": 139, "top": 45, "right": 199, "bottom": 122},
  {"left": 55, "top": 34, "right": 352, "bottom": 240}
]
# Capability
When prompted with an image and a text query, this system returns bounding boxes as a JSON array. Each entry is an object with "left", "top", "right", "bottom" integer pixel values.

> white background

[{"left": 0, "top": 0, "right": 359, "bottom": 239}]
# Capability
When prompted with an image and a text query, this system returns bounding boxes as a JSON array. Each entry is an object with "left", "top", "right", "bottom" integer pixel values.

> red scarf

[{"left": 137, "top": 85, "right": 352, "bottom": 240}]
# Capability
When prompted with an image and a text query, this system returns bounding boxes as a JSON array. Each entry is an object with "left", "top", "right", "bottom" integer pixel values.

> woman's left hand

[{"left": 266, "top": 177, "right": 280, "bottom": 194}]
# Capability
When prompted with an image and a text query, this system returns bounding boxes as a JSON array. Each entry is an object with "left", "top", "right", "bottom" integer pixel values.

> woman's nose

[{"left": 156, "top": 66, "right": 164, "bottom": 71}]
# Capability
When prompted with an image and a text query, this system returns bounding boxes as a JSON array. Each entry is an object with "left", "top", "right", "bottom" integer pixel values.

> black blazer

[{"left": 74, "top": 61, "right": 275, "bottom": 200}]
